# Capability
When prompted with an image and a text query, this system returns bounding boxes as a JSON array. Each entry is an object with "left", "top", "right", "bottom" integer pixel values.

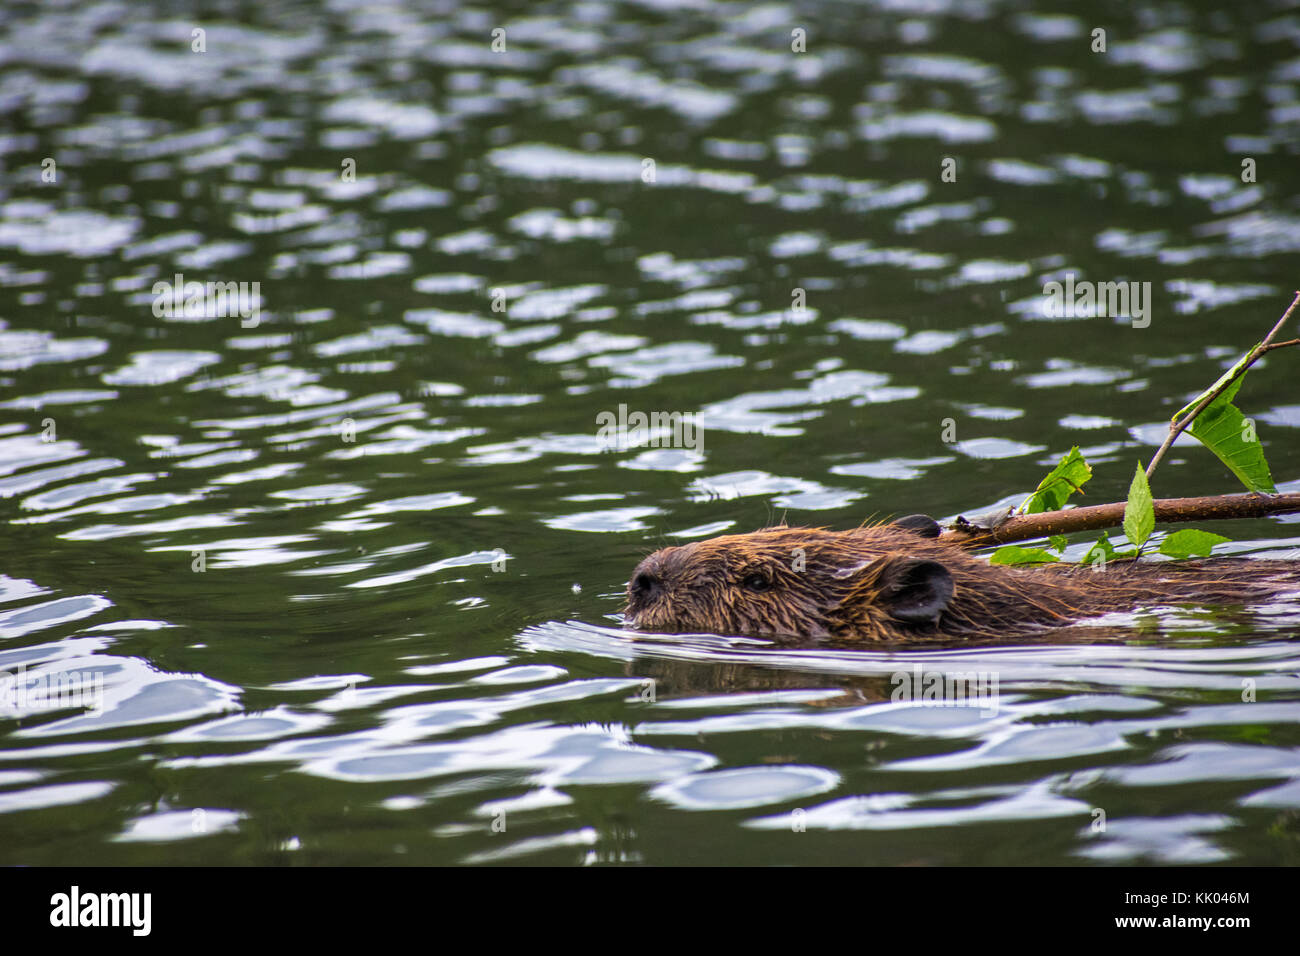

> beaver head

[
  {"left": 624, "top": 523, "right": 972, "bottom": 640},
  {"left": 623, "top": 521, "right": 1300, "bottom": 641}
]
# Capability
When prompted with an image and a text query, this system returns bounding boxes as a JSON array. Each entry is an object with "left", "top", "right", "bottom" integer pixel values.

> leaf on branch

[
  {"left": 1081, "top": 533, "right": 1134, "bottom": 566},
  {"left": 1048, "top": 535, "right": 1069, "bottom": 553},
  {"left": 1020, "top": 446, "right": 1092, "bottom": 514},
  {"left": 1182, "top": 377, "right": 1277, "bottom": 494},
  {"left": 1158, "top": 529, "right": 1231, "bottom": 560},
  {"left": 1175, "top": 351, "right": 1256, "bottom": 421},
  {"left": 989, "top": 545, "right": 1060, "bottom": 565},
  {"left": 1124, "top": 462, "right": 1155, "bottom": 552}
]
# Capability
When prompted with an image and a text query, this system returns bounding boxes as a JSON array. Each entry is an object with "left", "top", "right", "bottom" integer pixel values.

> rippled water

[{"left": 2, "top": 0, "right": 1300, "bottom": 865}]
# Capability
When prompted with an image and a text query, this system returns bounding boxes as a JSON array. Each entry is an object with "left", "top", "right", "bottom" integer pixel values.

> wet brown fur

[{"left": 623, "top": 524, "right": 1300, "bottom": 641}]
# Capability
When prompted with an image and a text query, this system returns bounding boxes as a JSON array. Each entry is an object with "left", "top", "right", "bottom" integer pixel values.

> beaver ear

[
  {"left": 891, "top": 514, "right": 942, "bottom": 538},
  {"left": 879, "top": 558, "right": 953, "bottom": 625}
]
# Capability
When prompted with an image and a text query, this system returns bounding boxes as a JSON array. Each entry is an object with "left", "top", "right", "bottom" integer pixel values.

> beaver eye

[{"left": 742, "top": 573, "right": 771, "bottom": 593}]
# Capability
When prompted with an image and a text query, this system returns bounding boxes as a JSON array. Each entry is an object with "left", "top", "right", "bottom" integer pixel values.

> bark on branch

[{"left": 940, "top": 492, "right": 1300, "bottom": 550}]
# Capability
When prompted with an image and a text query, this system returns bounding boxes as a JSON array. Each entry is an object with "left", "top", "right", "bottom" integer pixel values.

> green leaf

[
  {"left": 1184, "top": 381, "right": 1276, "bottom": 493},
  {"left": 1048, "top": 535, "right": 1069, "bottom": 553},
  {"left": 1158, "top": 529, "right": 1231, "bottom": 560},
  {"left": 1175, "top": 354, "right": 1252, "bottom": 421},
  {"left": 989, "top": 545, "right": 1060, "bottom": 566},
  {"left": 1081, "top": 533, "right": 1133, "bottom": 567},
  {"left": 1123, "top": 462, "right": 1155, "bottom": 552},
  {"left": 1020, "top": 447, "right": 1092, "bottom": 514}
]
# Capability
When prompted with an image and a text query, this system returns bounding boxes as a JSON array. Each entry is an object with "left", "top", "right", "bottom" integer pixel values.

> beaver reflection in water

[{"left": 623, "top": 518, "right": 1300, "bottom": 641}]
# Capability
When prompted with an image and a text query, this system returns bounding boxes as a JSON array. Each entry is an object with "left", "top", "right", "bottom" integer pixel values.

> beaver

[{"left": 623, "top": 518, "right": 1300, "bottom": 642}]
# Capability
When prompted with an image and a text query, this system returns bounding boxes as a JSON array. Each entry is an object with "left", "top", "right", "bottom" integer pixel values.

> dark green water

[{"left": 2, "top": 0, "right": 1300, "bottom": 865}]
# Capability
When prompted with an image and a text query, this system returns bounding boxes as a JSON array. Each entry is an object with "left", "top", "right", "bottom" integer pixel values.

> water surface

[{"left": 2, "top": 0, "right": 1300, "bottom": 865}]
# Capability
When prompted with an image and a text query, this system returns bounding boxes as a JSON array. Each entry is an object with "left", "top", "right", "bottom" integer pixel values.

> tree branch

[
  {"left": 940, "top": 492, "right": 1300, "bottom": 549},
  {"left": 1145, "top": 291, "right": 1300, "bottom": 481}
]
